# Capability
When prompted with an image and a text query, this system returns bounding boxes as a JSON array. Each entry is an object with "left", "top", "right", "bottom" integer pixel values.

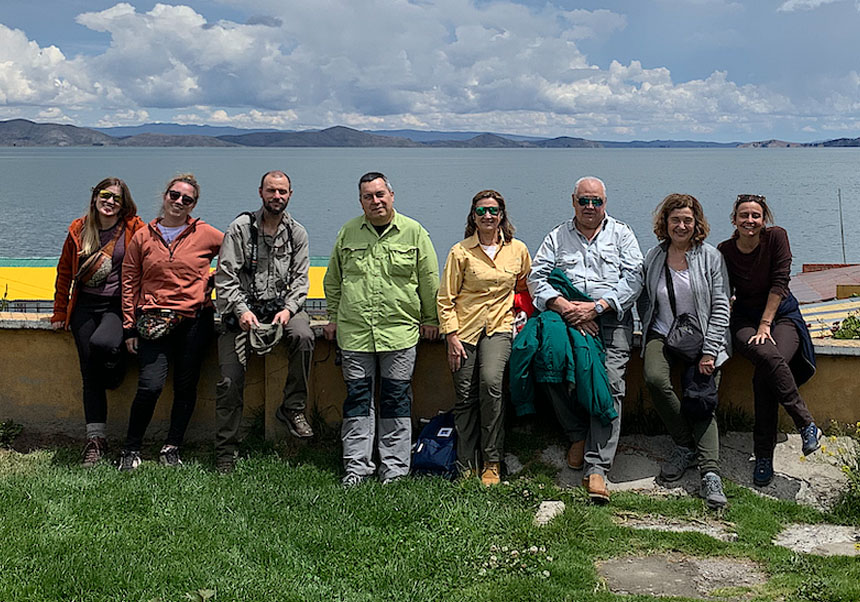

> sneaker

[
  {"left": 380, "top": 475, "right": 405, "bottom": 485},
  {"left": 341, "top": 473, "right": 366, "bottom": 488},
  {"left": 81, "top": 436, "right": 107, "bottom": 468},
  {"left": 800, "top": 422, "right": 822, "bottom": 456},
  {"left": 159, "top": 445, "right": 183, "bottom": 467},
  {"left": 275, "top": 406, "right": 314, "bottom": 438},
  {"left": 660, "top": 446, "right": 696, "bottom": 482},
  {"left": 753, "top": 457, "right": 774, "bottom": 487},
  {"left": 700, "top": 472, "right": 728, "bottom": 509},
  {"left": 118, "top": 450, "right": 141, "bottom": 472},
  {"left": 480, "top": 462, "right": 501, "bottom": 487}
]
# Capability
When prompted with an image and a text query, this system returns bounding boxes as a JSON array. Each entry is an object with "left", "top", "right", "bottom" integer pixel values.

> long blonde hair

[{"left": 80, "top": 178, "right": 137, "bottom": 257}]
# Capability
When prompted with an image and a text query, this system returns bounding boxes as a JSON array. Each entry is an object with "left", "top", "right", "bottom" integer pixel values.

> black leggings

[
  {"left": 70, "top": 293, "right": 124, "bottom": 425},
  {"left": 124, "top": 308, "right": 214, "bottom": 451}
]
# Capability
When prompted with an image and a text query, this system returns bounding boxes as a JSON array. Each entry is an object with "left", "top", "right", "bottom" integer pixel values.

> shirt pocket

[
  {"left": 597, "top": 247, "right": 621, "bottom": 283},
  {"left": 556, "top": 249, "right": 584, "bottom": 272},
  {"left": 388, "top": 245, "right": 417, "bottom": 279},
  {"left": 342, "top": 244, "right": 370, "bottom": 277}
]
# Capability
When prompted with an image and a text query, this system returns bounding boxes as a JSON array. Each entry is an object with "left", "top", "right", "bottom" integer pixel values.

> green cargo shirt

[{"left": 324, "top": 211, "right": 440, "bottom": 353}]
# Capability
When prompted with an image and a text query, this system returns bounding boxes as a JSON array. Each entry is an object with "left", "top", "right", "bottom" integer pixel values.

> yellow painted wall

[{"left": 0, "top": 265, "right": 327, "bottom": 302}]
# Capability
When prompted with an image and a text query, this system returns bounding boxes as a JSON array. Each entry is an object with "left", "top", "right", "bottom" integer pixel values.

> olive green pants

[
  {"left": 451, "top": 331, "right": 511, "bottom": 469},
  {"left": 643, "top": 337, "right": 720, "bottom": 476}
]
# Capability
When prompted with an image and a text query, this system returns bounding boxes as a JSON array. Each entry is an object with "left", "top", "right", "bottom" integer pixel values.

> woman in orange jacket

[
  {"left": 51, "top": 177, "right": 145, "bottom": 466},
  {"left": 118, "top": 173, "right": 223, "bottom": 471}
]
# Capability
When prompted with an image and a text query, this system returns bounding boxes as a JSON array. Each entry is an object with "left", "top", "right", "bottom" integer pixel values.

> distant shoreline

[{"left": 2, "top": 119, "right": 858, "bottom": 149}]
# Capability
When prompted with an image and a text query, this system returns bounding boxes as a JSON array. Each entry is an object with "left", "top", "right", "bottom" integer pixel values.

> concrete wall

[{"left": 1, "top": 314, "right": 858, "bottom": 444}]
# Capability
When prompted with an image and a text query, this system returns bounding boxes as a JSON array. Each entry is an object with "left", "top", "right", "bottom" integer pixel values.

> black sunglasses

[
  {"left": 576, "top": 196, "right": 604, "bottom": 207},
  {"left": 167, "top": 190, "right": 196, "bottom": 206}
]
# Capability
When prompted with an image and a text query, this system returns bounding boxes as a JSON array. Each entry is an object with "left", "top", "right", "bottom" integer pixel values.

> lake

[{"left": 1, "top": 146, "right": 858, "bottom": 269}]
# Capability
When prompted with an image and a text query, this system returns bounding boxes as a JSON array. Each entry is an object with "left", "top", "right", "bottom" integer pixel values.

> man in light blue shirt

[{"left": 528, "top": 176, "right": 643, "bottom": 503}]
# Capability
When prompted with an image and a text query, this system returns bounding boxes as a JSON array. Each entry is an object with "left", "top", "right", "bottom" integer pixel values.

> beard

[{"left": 263, "top": 201, "right": 286, "bottom": 216}]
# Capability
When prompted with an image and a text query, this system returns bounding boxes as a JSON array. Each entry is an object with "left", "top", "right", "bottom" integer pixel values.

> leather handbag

[{"left": 663, "top": 260, "right": 704, "bottom": 364}]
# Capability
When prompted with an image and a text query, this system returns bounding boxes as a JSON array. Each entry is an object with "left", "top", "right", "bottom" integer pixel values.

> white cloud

[
  {"left": 777, "top": 0, "right": 846, "bottom": 11},
  {"left": 0, "top": 24, "right": 94, "bottom": 106},
  {"left": 0, "top": 1, "right": 855, "bottom": 139},
  {"left": 95, "top": 109, "right": 150, "bottom": 127}
]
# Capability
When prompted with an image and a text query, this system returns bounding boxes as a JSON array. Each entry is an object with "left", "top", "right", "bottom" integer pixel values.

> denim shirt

[{"left": 528, "top": 215, "right": 644, "bottom": 319}]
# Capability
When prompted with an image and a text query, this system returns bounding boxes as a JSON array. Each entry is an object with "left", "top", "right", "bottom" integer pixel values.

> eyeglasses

[
  {"left": 97, "top": 190, "right": 122, "bottom": 203},
  {"left": 474, "top": 206, "right": 500, "bottom": 216},
  {"left": 576, "top": 196, "right": 604, "bottom": 207},
  {"left": 167, "top": 190, "right": 196, "bottom": 206}
]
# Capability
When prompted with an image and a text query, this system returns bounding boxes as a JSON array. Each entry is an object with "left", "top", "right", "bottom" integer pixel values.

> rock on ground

[{"left": 597, "top": 554, "right": 767, "bottom": 600}]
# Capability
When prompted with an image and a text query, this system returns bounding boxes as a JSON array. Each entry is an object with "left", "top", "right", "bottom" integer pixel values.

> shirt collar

[{"left": 360, "top": 209, "right": 399, "bottom": 235}]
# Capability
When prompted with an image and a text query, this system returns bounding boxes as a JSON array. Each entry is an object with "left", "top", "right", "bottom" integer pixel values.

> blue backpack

[{"left": 411, "top": 412, "right": 457, "bottom": 479}]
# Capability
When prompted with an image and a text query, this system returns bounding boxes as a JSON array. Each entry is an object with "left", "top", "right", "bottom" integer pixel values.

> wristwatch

[{"left": 594, "top": 301, "right": 605, "bottom": 316}]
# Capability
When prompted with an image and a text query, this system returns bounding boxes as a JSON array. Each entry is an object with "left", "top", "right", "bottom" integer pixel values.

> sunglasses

[
  {"left": 474, "top": 206, "right": 500, "bottom": 216},
  {"left": 97, "top": 190, "right": 122, "bottom": 203},
  {"left": 576, "top": 196, "right": 604, "bottom": 207},
  {"left": 167, "top": 189, "right": 196, "bottom": 206},
  {"left": 736, "top": 194, "right": 765, "bottom": 203}
]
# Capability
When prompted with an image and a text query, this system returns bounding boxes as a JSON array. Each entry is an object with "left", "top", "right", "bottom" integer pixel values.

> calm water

[{"left": 2, "top": 147, "right": 859, "bottom": 269}]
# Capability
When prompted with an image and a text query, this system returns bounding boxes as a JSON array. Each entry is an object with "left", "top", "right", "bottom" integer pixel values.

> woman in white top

[{"left": 638, "top": 193, "right": 731, "bottom": 509}]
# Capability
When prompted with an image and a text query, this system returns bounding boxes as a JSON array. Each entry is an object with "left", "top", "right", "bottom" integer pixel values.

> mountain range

[{"left": 1, "top": 118, "right": 857, "bottom": 149}]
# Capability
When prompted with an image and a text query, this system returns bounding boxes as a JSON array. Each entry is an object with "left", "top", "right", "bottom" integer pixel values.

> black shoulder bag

[{"left": 663, "top": 259, "right": 704, "bottom": 364}]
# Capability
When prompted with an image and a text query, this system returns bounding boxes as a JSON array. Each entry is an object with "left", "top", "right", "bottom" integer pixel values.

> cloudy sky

[{"left": 0, "top": 0, "right": 858, "bottom": 141}]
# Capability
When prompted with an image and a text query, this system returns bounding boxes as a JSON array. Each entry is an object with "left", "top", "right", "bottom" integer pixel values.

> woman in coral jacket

[
  {"left": 118, "top": 173, "right": 223, "bottom": 471},
  {"left": 51, "top": 177, "right": 145, "bottom": 467}
]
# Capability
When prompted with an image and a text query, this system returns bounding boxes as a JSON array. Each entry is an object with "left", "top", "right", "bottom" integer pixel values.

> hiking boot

[
  {"left": 81, "top": 436, "right": 107, "bottom": 468},
  {"left": 341, "top": 473, "right": 367, "bottom": 488},
  {"left": 566, "top": 440, "right": 585, "bottom": 470},
  {"left": 800, "top": 422, "right": 822, "bottom": 456},
  {"left": 582, "top": 473, "right": 610, "bottom": 504},
  {"left": 159, "top": 445, "right": 183, "bottom": 467},
  {"left": 753, "top": 457, "right": 774, "bottom": 487},
  {"left": 480, "top": 462, "right": 501, "bottom": 487},
  {"left": 216, "top": 455, "right": 236, "bottom": 474},
  {"left": 275, "top": 406, "right": 314, "bottom": 438},
  {"left": 660, "top": 446, "right": 696, "bottom": 482},
  {"left": 118, "top": 450, "right": 141, "bottom": 472},
  {"left": 700, "top": 472, "right": 728, "bottom": 510}
]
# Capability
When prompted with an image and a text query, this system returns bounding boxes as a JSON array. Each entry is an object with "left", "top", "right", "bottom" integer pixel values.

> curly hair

[
  {"left": 652, "top": 193, "right": 710, "bottom": 245},
  {"left": 464, "top": 189, "right": 516, "bottom": 242}
]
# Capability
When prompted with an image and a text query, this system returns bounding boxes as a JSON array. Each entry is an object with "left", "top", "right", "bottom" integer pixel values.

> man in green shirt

[{"left": 323, "top": 172, "right": 440, "bottom": 486}]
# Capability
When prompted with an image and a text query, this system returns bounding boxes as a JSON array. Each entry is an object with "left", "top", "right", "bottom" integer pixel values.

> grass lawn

[{"left": 1, "top": 428, "right": 858, "bottom": 602}]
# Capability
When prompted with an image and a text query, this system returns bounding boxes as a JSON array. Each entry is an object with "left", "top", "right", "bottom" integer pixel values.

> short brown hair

[{"left": 652, "top": 193, "right": 710, "bottom": 245}]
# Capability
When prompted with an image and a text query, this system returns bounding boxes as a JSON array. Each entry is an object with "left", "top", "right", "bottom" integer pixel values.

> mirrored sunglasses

[{"left": 474, "top": 206, "right": 500, "bottom": 216}]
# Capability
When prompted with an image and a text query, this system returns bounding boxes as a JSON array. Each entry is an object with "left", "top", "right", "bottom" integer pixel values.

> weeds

[
  {"left": 0, "top": 420, "right": 23, "bottom": 448},
  {"left": 833, "top": 312, "right": 860, "bottom": 339},
  {"left": 828, "top": 421, "right": 860, "bottom": 524}
]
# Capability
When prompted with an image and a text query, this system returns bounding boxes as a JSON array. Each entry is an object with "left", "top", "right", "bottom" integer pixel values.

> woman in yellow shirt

[{"left": 437, "top": 190, "right": 532, "bottom": 485}]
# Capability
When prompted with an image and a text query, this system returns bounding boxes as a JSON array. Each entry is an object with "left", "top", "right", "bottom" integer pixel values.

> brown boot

[
  {"left": 481, "top": 462, "right": 501, "bottom": 486},
  {"left": 582, "top": 473, "right": 610, "bottom": 504},
  {"left": 566, "top": 440, "right": 585, "bottom": 470}
]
